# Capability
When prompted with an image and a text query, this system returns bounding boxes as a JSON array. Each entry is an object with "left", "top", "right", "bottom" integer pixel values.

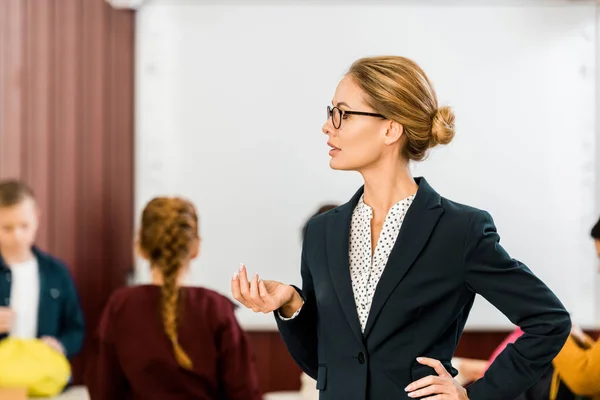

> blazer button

[{"left": 357, "top": 352, "right": 366, "bottom": 364}]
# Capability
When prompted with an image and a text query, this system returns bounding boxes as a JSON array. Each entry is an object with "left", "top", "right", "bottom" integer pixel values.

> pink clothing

[{"left": 486, "top": 327, "right": 525, "bottom": 369}]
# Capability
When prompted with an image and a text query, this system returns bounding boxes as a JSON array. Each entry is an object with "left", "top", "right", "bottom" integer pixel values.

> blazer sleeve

[
  {"left": 552, "top": 335, "right": 600, "bottom": 395},
  {"left": 216, "top": 302, "right": 262, "bottom": 400},
  {"left": 56, "top": 265, "right": 85, "bottom": 358},
  {"left": 463, "top": 210, "right": 571, "bottom": 400},
  {"left": 91, "top": 295, "right": 130, "bottom": 400},
  {"left": 274, "top": 219, "right": 319, "bottom": 379}
]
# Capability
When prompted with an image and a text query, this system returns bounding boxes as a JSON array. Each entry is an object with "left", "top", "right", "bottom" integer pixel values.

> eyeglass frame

[{"left": 326, "top": 105, "right": 385, "bottom": 129}]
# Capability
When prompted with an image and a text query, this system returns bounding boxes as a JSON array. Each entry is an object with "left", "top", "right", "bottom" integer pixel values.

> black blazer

[
  {"left": 0, "top": 247, "right": 85, "bottom": 358},
  {"left": 276, "top": 177, "right": 570, "bottom": 400}
]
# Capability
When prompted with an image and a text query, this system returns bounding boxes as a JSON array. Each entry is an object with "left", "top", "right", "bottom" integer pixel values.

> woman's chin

[
  {"left": 329, "top": 157, "right": 358, "bottom": 171},
  {"left": 329, "top": 159, "right": 345, "bottom": 170}
]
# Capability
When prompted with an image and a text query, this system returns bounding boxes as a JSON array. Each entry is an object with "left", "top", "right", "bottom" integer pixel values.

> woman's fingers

[
  {"left": 238, "top": 263, "right": 251, "bottom": 300},
  {"left": 231, "top": 272, "right": 247, "bottom": 306},
  {"left": 231, "top": 263, "right": 275, "bottom": 313},
  {"left": 258, "top": 279, "right": 279, "bottom": 312},
  {"left": 407, "top": 383, "right": 448, "bottom": 398},
  {"left": 417, "top": 357, "right": 451, "bottom": 378},
  {"left": 406, "top": 358, "right": 467, "bottom": 400},
  {"left": 249, "top": 273, "right": 267, "bottom": 312},
  {"left": 406, "top": 375, "right": 444, "bottom": 392}
]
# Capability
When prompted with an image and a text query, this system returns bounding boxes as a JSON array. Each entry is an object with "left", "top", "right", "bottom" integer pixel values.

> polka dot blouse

[{"left": 350, "top": 194, "right": 415, "bottom": 332}]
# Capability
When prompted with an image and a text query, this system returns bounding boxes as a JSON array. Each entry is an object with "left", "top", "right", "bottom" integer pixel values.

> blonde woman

[{"left": 232, "top": 56, "right": 571, "bottom": 400}]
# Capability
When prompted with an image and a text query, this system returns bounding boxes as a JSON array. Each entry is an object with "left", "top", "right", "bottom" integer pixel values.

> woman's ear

[{"left": 384, "top": 120, "right": 403, "bottom": 145}]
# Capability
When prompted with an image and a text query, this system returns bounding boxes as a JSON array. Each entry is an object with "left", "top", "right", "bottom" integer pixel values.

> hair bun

[{"left": 430, "top": 106, "right": 455, "bottom": 147}]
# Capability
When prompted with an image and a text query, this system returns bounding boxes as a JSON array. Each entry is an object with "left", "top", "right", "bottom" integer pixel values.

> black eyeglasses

[{"left": 326, "top": 106, "right": 385, "bottom": 129}]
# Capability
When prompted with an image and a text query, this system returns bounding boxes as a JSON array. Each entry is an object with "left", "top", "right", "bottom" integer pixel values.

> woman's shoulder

[
  {"left": 434, "top": 196, "right": 501, "bottom": 240},
  {"left": 439, "top": 196, "right": 491, "bottom": 222}
]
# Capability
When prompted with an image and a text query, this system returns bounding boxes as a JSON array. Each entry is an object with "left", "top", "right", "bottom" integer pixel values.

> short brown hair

[
  {"left": 591, "top": 216, "right": 600, "bottom": 240},
  {"left": 347, "top": 56, "right": 455, "bottom": 161},
  {"left": 0, "top": 180, "right": 36, "bottom": 207}
]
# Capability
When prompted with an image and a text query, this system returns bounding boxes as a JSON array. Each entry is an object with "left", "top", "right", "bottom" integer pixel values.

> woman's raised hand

[{"left": 231, "top": 263, "right": 301, "bottom": 316}]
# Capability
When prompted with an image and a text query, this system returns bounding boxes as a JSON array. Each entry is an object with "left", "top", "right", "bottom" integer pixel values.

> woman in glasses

[{"left": 231, "top": 56, "right": 570, "bottom": 400}]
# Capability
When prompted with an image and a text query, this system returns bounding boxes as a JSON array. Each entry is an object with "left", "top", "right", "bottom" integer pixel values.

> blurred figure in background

[
  {"left": 92, "top": 197, "right": 261, "bottom": 400},
  {"left": 0, "top": 179, "right": 84, "bottom": 359}
]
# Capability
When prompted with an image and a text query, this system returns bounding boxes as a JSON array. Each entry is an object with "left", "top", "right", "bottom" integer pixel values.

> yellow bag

[{"left": 0, "top": 338, "right": 71, "bottom": 397}]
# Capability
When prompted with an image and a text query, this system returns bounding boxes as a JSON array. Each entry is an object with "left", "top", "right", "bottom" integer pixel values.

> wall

[
  {"left": 0, "top": 0, "right": 134, "bottom": 383},
  {"left": 133, "top": 0, "right": 600, "bottom": 394},
  {"left": 136, "top": 0, "right": 599, "bottom": 331}
]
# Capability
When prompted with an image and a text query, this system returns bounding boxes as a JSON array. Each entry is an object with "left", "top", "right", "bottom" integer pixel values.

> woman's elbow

[
  {"left": 551, "top": 313, "right": 571, "bottom": 352},
  {"left": 559, "top": 314, "right": 571, "bottom": 338},
  {"left": 550, "top": 311, "right": 571, "bottom": 340}
]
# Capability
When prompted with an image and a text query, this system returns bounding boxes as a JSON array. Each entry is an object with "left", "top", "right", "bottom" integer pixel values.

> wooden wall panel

[
  {"left": 0, "top": 0, "right": 134, "bottom": 384},
  {"left": 0, "top": 0, "right": 24, "bottom": 179}
]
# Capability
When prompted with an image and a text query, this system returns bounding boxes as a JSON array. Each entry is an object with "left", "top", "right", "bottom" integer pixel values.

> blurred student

[
  {"left": 549, "top": 215, "right": 600, "bottom": 399},
  {"left": 92, "top": 197, "right": 261, "bottom": 400},
  {"left": 0, "top": 179, "right": 84, "bottom": 358}
]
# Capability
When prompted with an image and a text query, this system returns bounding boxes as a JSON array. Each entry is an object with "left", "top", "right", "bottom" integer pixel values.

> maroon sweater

[{"left": 91, "top": 285, "right": 262, "bottom": 400}]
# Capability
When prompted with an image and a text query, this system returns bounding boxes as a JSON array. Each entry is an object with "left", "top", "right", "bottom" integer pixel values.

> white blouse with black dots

[
  {"left": 350, "top": 194, "right": 415, "bottom": 332},
  {"left": 279, "top": 194, "right": 415, "bottom": 333}
]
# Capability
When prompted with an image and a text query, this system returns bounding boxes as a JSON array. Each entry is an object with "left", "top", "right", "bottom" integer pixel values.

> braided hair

[{"left": 138, "top": 197, "right": 199, "bottom": 370}]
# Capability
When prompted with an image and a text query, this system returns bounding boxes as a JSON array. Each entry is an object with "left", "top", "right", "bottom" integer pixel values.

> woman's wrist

[{"left": 279, "top": 289, "right": 303, "bottom": 318}]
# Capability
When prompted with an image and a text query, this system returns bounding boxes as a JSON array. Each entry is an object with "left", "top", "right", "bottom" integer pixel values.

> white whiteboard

[{"left": 135, "top": 0, "right": 599, "bottom": 330}]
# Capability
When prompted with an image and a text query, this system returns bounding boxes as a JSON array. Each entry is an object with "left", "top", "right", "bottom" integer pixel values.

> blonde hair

[
  {"left": 138, "top": 197, "right": 198, "bottom": 370},
  {"left": 347, "top": 56, "right": 455, "bottom": 161}
]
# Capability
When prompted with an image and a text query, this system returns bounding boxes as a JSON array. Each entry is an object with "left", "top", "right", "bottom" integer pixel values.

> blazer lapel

[
  {"left": 363, "top": 177, "right": 443, "bottom": 338},
  {"left": 327, "top": 187, "right": 365, "bottom": 346}
]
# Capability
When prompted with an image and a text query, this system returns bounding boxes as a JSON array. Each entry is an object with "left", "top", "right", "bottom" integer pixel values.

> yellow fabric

[
  {"left": 549, "top": 367, "right": 560, "bottom": 400},
  {"left": 552, "top": 334, "right": 600, "bottom": 400},
  {"left": 0, "top": 338, "right": 71, "bottom": 397}
]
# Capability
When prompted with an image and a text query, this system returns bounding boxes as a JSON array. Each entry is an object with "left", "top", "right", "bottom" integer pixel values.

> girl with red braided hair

[{"left": 92, "top": 197, "right": 261, "bottom": 400}]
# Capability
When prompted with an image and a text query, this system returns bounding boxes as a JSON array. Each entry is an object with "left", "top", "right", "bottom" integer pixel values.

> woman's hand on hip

[
  {"left": 405, "top": 357, "right": 469, "bottom": 399},
  {"left": 231, "top": 263, "right": 299, "bottom": 315}
]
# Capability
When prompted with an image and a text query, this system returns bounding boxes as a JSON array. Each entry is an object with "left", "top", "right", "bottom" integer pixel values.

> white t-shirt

[{"left": 9, "top": 258, "right": 40, "bottom": 338}]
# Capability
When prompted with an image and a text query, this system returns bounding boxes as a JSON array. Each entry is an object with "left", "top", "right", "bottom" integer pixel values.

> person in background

[
  {"left": 593, "top": 216, "right": 600, "bottom": 272},
  {"left": 0, "top": 179, "right": 84, "bottom": 359},
  {"left": 452, "top": 215, "right": 600, "bottom": 399},
  {"left": 92, "top": 197, "right": 261, "bottom": 400},
  {"left": 549, "top": 216, "right": 600, "bottom": 399}
]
